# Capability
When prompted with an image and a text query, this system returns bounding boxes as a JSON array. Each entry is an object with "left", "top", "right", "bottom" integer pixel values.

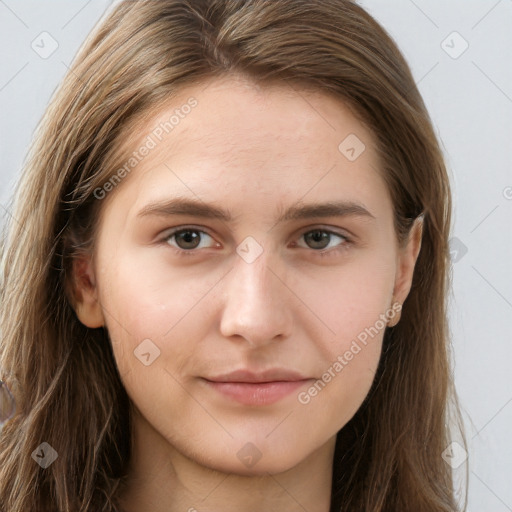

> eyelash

[{"left": 160, "top": 225, "right": 352, "bottom": 258}]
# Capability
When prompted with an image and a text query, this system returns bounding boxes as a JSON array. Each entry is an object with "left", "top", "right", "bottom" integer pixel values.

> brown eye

[
  {"left": 174, "top": 230, "right": 201, "bottom": 249},
  {"left": 165, "top": 228, "right": 216, "bottom": 251},
  {"left": 302, "top": 229, "right": 348, "bottom": 250},
  {"left": 304, "top": 230, "right": 331, "bottom": 249}
]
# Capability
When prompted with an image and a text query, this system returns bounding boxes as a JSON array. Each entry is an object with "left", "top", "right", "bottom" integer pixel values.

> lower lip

[{"left": 203, "top": 379, "right": 312, "bottom": 406}]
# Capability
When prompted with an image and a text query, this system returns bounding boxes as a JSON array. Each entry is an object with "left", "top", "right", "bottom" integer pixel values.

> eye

[
  {"left": 163, "top": 227, "right": 218, "bottom": 251},
  {"left": 296, "top": 228, "right": 350, "bottom": 252}
]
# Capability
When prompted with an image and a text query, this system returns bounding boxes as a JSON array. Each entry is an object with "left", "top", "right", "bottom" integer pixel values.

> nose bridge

[
  {"left": 235, "top": 252, "right": 275, "bottom": 303},
  {"left": 219, "top": 248, "right": 291, "bottom": 345}
]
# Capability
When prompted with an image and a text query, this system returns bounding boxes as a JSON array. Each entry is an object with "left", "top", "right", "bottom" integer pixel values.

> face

[{"left": 74, "top": 74, "right": 422, "bottom": 476}]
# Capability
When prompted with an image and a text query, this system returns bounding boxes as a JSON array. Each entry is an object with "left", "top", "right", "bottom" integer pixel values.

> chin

[
  {"left": 206, "top": 455, "right": 300, "bottom": 477},
  {"left": 182, "top": 440, "right": 308, "bottom": 477}
]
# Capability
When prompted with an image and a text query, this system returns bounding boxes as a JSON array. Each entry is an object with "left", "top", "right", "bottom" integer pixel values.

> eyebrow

[{"left": 136, "top": 197, "right": 376, "bottom": 223}]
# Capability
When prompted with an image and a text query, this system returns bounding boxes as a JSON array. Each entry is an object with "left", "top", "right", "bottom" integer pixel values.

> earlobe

[
  {"left": 72, "top": 256, "right": 105, "bottom": 328},
  {"left": 387, "top": 301, "right": 402, "bottom": 327},
  {"left": 391, "top": 215, "right": 424, "bottom": 316}
]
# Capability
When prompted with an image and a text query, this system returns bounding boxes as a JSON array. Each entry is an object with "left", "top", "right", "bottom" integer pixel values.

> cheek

[
  {"left": 97, "top": 252, "right": 220, "bottom": 374},
  {"left": 297, "top": 274, "right": 389, "bottom": 426},
  {"left": 312, "top": 342, "right": 382, "bottom": 431},
  {"left": 292, "top": 250, "right": 394, "bottom": 419},
  {"left": 293, "top": 249, "right": 396, "bottom": 352},
  {"left": 101, "top": 249, "right": 196, "bottom": 329},
  {"left": 96, "top": 257, "right": 212, "bottom": 425}
]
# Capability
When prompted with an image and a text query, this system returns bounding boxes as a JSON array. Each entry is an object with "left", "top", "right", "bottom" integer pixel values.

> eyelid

[
  {"left": 293, "top": 224, "right": 352, "bottom": 240},
  {"left": 160, "top": 224, "right": 353, "bottom": 253},
  {"left": 291, "top": 227, "right": 352, "bottom": 256},
  {"left": 162, "top": 225, "right": 219, "bottom": 249}
]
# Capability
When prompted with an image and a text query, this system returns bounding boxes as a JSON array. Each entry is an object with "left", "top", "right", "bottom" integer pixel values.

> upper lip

[{"left": 204, "top": 369, "right": 311, "bottom": 383}]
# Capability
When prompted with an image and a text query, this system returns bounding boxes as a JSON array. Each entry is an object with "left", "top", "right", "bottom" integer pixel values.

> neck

[{"left": 117, "top": 408, "right": 336, "bottom": 512}]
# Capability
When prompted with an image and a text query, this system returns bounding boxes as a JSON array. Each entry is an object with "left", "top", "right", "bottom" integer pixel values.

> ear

[
  {"left": 389, "top": 216, "right": 424, "bottom": 327},
  {"left": 71, "top": 255, "right": 105, "bottom": 328}
]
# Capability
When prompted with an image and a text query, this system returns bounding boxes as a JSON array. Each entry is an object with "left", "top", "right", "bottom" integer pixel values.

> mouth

[{"left": 201, "top": 369, "right": 314, "bottom": 406}]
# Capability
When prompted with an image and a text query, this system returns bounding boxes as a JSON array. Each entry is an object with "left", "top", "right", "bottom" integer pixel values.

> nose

[{"left": 219, "top": 251, "right": 293, "bottom": 347}]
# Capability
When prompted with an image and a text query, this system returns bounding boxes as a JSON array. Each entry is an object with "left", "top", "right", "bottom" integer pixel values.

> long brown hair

[{"left": 0, "top": 0, "right": 468, "bottom": 510}]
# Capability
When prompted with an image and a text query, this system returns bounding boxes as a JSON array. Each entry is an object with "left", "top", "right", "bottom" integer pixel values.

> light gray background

[{"left": 0, "top": 1, "right": 511, "bottom": 510}]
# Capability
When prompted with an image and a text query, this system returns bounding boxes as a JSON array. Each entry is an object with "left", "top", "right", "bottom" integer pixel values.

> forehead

[
  {"left": 126, "top": 75, "right": 372, "bottom": 162},
  {"left": 102, "top": 74, "right": 391, "bottom": 223}
]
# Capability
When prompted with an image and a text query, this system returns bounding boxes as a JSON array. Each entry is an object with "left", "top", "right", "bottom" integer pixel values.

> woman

[{"left": 0, "top": 0, "right": 467, "bottom": 510}]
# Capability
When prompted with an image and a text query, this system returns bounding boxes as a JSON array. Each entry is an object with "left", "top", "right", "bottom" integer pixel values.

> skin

[{"left": 73, "top": 74, "right": 422, "bottom": 512}]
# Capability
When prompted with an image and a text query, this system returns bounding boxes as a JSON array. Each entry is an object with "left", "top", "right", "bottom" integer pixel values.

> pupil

[
  {"left": 177, "top": 230, "right": 200, "bottom": 249},
  {"left": 307, "top": 230, "right": 329, "bottom": 249}
]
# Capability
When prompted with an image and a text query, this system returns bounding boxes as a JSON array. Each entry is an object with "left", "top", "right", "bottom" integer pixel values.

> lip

[
  {"left": 202, "top": 369, "right": 314, "bottom": 406},
  {"left": 206, "top": 369, "right": 309, "bottom": 383}
]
